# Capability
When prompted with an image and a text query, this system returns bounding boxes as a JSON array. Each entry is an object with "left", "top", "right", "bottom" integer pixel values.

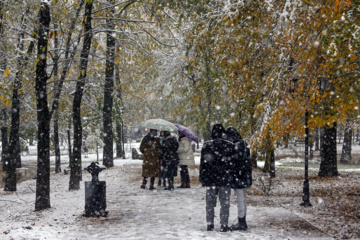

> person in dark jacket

[
  {"left": 157, "top": 131, "right": 167, "bottom": 188},
  {"left": 224, "top": 126, "right": 252, "bottom": 231},
  {"left": 139, "top": 129, "right": 161, "bottom": 190},
  {"left": 199, "top": 124, "right": 235, "bottom": 232},
  {"left": 161, "top": 131, "right": 180, "bottom": 190}
]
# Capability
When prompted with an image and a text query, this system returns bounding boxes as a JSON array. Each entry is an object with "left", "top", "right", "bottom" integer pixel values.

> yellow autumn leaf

[
  {"left": 4, "top": 99, "right": 8, "bottom": 106},
  {"left": 4, "top": 68, "right": 9, "bottom": 77}
]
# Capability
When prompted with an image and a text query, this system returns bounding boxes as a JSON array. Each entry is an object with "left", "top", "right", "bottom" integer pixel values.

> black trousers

[
  {"left": 180, "top": 165, "right": 190, "bottom": 184},
  {"left": 142, "top": 177, "right": 155, "bottom": 186}
]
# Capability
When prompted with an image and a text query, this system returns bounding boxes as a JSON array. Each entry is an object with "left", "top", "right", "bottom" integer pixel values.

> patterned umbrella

[{"left": 175, "top": 124, "right": 199, "bottom": 143}]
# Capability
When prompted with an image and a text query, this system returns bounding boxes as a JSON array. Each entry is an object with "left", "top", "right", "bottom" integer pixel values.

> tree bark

[
  {"left": 52, "top": 22, "right": 61, "bottom": 174},
  {"left": 103, "top": 0, "right": 115, "bottom": 167},
  {"left": 114, "top": 64, "right": 123, "bottom": 158},
  {"left": 263, "top": 130, "right": 275, "bottom": 177},
  {"left": 54, "top": 109, "right": 61, "bottom": 173},
  {"left": 1, "top": 108, "right": 8, "bottom": 171},
  {"left": 116, "top": 123, "right": 122, "bottom": 158},
  {"left": 67, "top": 117, "right": 72, "bottom": 168},
  {"left": 4, "top": 6, "right": 34, "bottom": 191},
  {"left": 0, "top": 1, "right": 8, "bottom": 171},
  {"left": 319, "top": 123, "right": 339, "bottom": 177},
  {"left": 314, "top": 127, "right": 320, "bottom": 151},
  {"left": 35, "top": 2, "right": 51, "bottom": 210},
  {"left": 340, "top": 120, "right": 352, "bottom": 163},
  {"left": 70, "top": 0, "right": 94, "bottom": 190},
  {"left": 0, "top": 2, "right": 7, "bottom": 172}
]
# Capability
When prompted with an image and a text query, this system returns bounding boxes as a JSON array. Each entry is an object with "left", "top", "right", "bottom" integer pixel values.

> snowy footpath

[{"left": 1, "top": 158, "right": 333, "bottom": 240}]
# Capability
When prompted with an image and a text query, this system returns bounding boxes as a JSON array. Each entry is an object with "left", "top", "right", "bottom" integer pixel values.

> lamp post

[
  {"left": 301, "top": 109, "right": 312, "bottom": 206},
  {"left": 289, "top": 78, "right": 311, "bottom": 206}
]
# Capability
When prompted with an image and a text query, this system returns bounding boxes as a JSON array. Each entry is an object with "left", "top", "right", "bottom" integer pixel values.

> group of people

[
  {"left": 139, "top": 123, "right": 252, "bottom": 233},
  {"left": 139, "top": 129, "right": 195, "bottom": 191},
  {"left": 200, "top": 124, "right": 252, "bottom": 232}
]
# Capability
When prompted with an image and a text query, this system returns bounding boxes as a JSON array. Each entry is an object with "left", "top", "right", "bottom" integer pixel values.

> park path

[{"left": 69, "top": 162, "right": 332, "bottom": 240}]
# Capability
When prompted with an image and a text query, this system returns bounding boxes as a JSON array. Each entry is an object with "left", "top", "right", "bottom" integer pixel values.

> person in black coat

[
  {"left": 199, "top": 123, "right": 235, "bottom": 232},
  {"left": 224, "top": 126, "right": 252, "bottom": 231},
  {"left": 161, "top": 131, "right": 180, "bottom": 190}
]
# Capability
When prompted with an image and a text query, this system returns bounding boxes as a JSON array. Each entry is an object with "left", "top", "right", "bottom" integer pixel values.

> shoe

[
  {"left": 220, "top": 225, "right": 232, "bottom": 232},
  {"left": 231, "top": 217, "right": 247, "bottom": 231},
  {"left": 177, "top": 184, "right": 186, "bottom": 188},
  {"left": 140, "top": 184, "right": 146, "bottom": 189},
  {"left": 149, "top": 186, "right": 156, "bottom": 190},
  {"left": 185, "top": 183, "right": 191, "bottom": 188},
  {"left": 207, "top": 224, "right": 214, "bottom": 231},
  {"left": 164, "top": 186, "right": 174, "bottom": 191}
]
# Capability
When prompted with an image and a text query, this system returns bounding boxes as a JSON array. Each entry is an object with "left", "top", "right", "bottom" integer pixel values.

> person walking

[
  {"left": 139, "top": 129, "right": 161, "bottom": 190},
  {"left": 161, "top": 131, "right": 179, "bottom": 190},
  {"left": 176, "top": 131, "right": 195, "bottom": 188},
  {"left": 199, "top": 123, "right": 235, "bottom": 232},
  {"left": 224, "top": 126, "right": 252, "bottom": 231}
]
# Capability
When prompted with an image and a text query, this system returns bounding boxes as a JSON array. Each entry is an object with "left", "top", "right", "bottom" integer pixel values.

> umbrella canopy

[
  {"left": 141, "top": 118, "right": 178, "bottom": 132},
  {"left": 175, "top": 124, "right": 199, "bottom": 143}
]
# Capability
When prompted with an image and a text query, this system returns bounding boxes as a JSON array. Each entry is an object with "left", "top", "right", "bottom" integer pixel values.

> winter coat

[
  {"left": 177, "top": 136, "right": 195, "bottom": 166},
  {"left": 199, "top": 124, "right": 235, "bottom": 187},
  {"left": 161, "top": 134, "right": 180, "bottom": 178},
  {"left": 140, "top": 133, "right": 161, "bottom": 178},
  {"left": 224, "top": 126, "right": 252, "bottom": 189}
]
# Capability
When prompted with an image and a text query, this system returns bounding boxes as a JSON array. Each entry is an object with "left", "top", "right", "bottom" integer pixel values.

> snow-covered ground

[{"left": 0, "top": 142, "right": 359, "bottom": 239}]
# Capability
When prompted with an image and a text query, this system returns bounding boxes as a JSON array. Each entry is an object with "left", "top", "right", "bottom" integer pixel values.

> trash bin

[{"left": 83, "top": 162, "right": 108, "bottom": 217}]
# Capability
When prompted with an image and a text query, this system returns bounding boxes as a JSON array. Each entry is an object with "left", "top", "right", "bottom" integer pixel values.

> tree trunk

[
  {"left": 54, "top": 109, "right": 61, "bottom": 173},
  {"left": 263, "top": 130, "right": 275, "bottom": 177},
  {"left": 1, "top": 108, "right": 8, "bottom": 171},
  {"left": 35, "top": 2, "right": 51, "bottom": 210},
  {"left": 4, "top": 6, "right": 34, "bottom": 191},
  {"left": 319, "top": 123, "right": 339, "bottom": 177},
  {"left": 49, "top": 3, "right": 85, "bottom": 174},
  {"left": 116, "top": 123, "right": 123, "bottom": 158},
  {"left": 49, "top": 1, "right": 84, "bottom": 119},
  {"left": 67, "top": 117, "right": 72, "bottom": 168},
  {"left": 69, "top": 0, "right": 94, "bottom": 190},
  {"left": 16, "top": 140, "right": 21, "bottom": 168},
  {"left": 250, "top": 150, "right": 257, "bottom": 168},
  {"left": 340, "top": 120, "right": 352, "bottom": 163},
  {"left": 114, "top": 64, "right": 123, "bottom": 158},
  {"left": 52, "top": 22, "right": 61, "bottom": 174},
  {"left": 314, "top": 127, "right": 320, "bottom": 151},
  {"left": 103, "top": 0, "right": 115, "bottom": 167},
  {"left": 0, "top": 2, "right": 7, "bottom": 172}
]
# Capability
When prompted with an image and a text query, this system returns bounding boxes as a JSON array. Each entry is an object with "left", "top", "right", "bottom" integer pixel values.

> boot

[
  {"left": 149, "top": 185, "right": 156, "bottom": 190},
  {"left": 177, "top": 183, "right": 186, "bottom": 188},
  {"left": 207, "top": 224, "right": 214, "bottom": 231},
  {"left": 231, "top": 216, "right": 247, "bottom": 231},
  {"left": 220, "top": 225, "right": 232, "bottom": 232},
  {"left": 185, "top": 183, "right": 191, "bottom": 188},
  {"left": 140, "top": 184, "right": 146, "bottom": 189}
]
